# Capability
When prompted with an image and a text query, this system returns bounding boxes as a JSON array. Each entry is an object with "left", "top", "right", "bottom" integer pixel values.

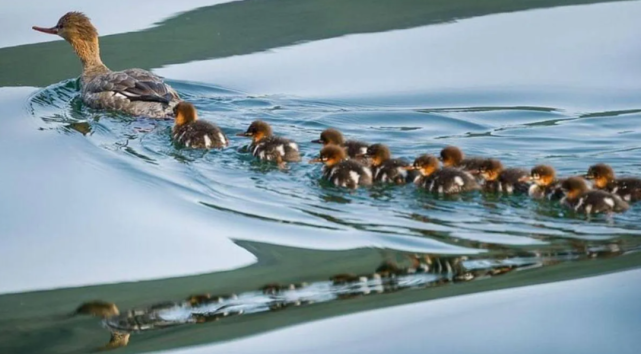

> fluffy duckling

[
  {"left": 237, "top": 121, "right": 301, "bottom": 164},
  {"left": 33, "top": 12, "right": 180, "bottom": 118},
  {"left": 585, "top": 163, "right": 641, "bottom": 203},
  {"left": 407, "top": 154, "right": 479, "bottom": 194},
  {"left": 364, "top": 144, "right": 417, "bottom": 184},
  {"left": 72, "top": 300, "right": 119, "bottom": 318},
  {"left": 439, "top": 146, "right": 485, "bottom": 173},
  {"left": 560, "top": 177, "right": 629, "bottom": 215},
  {"left": 478, "top": 159, "right": 530, "bottom": 194},
  {"left": 172, "top": 102, "right": 228, "bottom": 149},
  {"left": 311, "top": 128, "right": 370, "bottom": 159},
  {"left": 529, "top": 165, "right": 565, "bottom": 200},
  {"left": 310, "top": 145, "right": 372, "bottom": 189}
]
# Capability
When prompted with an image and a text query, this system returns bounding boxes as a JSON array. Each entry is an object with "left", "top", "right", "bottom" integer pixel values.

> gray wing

[{"left": 85, "top": 69, "right": 179, "bottom": 104}]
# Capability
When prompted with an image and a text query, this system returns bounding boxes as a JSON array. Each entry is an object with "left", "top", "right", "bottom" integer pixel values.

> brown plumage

[
  {"left": 560, "top": 177, "right": 628, "bottom": 215},
  {"left": 172, "top": 102, "right": 228, "bottom": 149},
  {"left": 529, "top": 165, "right": 565, "bottom": 200},
  {"left": 408, "top": 154, "right": 479, "bottom": 194},
  {"left": 311, "top": 128, "right": 370, "bottom": 159},
  {"left": 439, "top": 146, "right": 485, "bottom": 173},
  {"left": 365, "top": 144, "right": 417, "bottom": 184},
  {"left": 33, "top": 12, "right": 180, "bottom": 118},
  {"left": 309, "top": 145, "right": 372, "bottom": 189},
  {"left": 478, "top": 159, "right": 530, "bottom": 194},
  {"left": 237, "top": 121, "right": 301, "bottom": 164},
  {"left": 585, "top": 163, "right": 641, "bottom": 203},
  {"left": 73, "top": 300, "right": 119, "bottom": 318}
]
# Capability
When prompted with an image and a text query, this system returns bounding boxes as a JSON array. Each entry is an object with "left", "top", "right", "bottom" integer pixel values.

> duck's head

[
  {"left": 479, "top": 159, "right": 503, "bottom": 181},
  {"left": 530, "top": 165, "right": 556, "bottom": 187},
  {"left": 237, "top": 121, "right": 272, "bottom": 143},
  {"left": 585, "top": 163, "right": 615, "bottom": 189},
  {"left": 33, "top": 12, "right": 97, "bottom": 42},
  {"left": 364, "top": 144, "right": 391, "bottom": 167},
  {"left": 309, "top": 145, "right": 346, "bottom": 167},
  {"left": 439, "top": 146, "right": 464, "bottom": 167},
  {"left": 173, "top": 102, "right": 198, "bottom": 127},
  {"left": 560, "top": 177, "right": 589, "bottom": 201},
  {"left": 406, "top": 154, "right": 440, "bottom": 177},
  {"left": 311, "top": 128, "right": 345, "bottom": 145}
]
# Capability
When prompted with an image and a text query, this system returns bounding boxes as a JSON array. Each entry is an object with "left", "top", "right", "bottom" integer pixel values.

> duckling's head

[
  {"left": 312, "top": 128, "right": 345, "bottom": 145},
  {"left": 365, "top": 144, "right": 391, "bottom": 167},
  {"left": 33, "top": 12, "right": 98, "bottom": 44},
  {"left": 585, "top": 163, "right": 615, "bottom": 189},
  {"left": 407, "top": 154, "right": 440, "bottom": 177},
  {"left": 309, "top": 145, "right": 346, "bottom": 167},
  {"left": 173, "top": 102, "right": 198, "bottom": 127},
  {"left": 237, "top": 120, "right": 273, "bottom": 143},
  {"left": 440, "top": 146, "right": 464, "bottom": 167},
  {"left": 479, "top": 159, "right": 503, "bottom": 181},
  {"left": 530, "top": 165, "right": 556, "bottom": 187},
  {"left": 561, "top": 177, "right": 589, "bottom": 201}
]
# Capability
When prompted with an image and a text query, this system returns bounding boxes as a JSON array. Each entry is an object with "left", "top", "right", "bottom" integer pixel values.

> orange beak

[
  {"left": 403, "top": 166, "right": 417, "bottom": 171},
  {"left": 32, "top": 26, "right": 59, "bottom": 35},
  {"left": 309, "top": 158, "right": 322, "bottom": 164}
]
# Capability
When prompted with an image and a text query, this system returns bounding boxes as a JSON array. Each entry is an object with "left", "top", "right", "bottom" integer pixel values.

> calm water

[{"left": 1, "top": 0, "right": 640, "bottom": 353}]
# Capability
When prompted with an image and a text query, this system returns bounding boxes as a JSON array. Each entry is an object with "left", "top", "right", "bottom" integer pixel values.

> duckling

[
  {"left": 529, "top": 165, "right": 565, "bottom": 200},
  {"left": 237, "top": 121, "right": 301, "bottom": 165},
  {"left": 311, "top": 128, "right": 370, "bottom": 159},
  {"left": 72, "top": 300, "right": 119, "bottom": 318},
  {"left": 478, "top": 159, "right": 530, "bottom": 194},
  {"left": 585, "top": 163, "right": 641, "bottom": 203},
  {"left": 407, "top": 154, "right": 479, "bottom": 194},
  {"left": 439, "top": 146, "right": 485, "bottom": 174},
  {"left": 103, "top": 331, "right": 130, "bottom": 350},
  {"left": 309, "top": 145, "right": 372, "bottom": 189},
  {"left": 560, "top": 177, "right": 629, "bottom": 215},
  {"left": 364, "top": 144, "right": 417, "bottom": 184},
  {"left": 33, "top": 12, "right": 180, "bottom": 118},
  {"left": 172, "top": 102, "right": 228, "bottom": 149},
  {"left": 186, "top": 293, "right": 212, "bottom": 307}
]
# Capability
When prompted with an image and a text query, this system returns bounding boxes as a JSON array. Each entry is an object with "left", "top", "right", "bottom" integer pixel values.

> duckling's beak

[
  {"left": 583, "top": 174, "right": 594, "bottom": 180},
  {"left": 355, "top": 153, "right": 368, "bottom": 158},
  {"left": 236, "top": 132, "right": 252, "bottom": 137},
  {"left": 309, "top": 158, "right": 322, "bottom": 164},
  {"left": 518, "top": 175, "right": 531, "bottom": 182},
  {"left": 403, "top": 166, "right": 417, "bottom": 171},
  {"left": 32, "top": 26, "right": 59, "bottom": 35},
  {"left": 311, "top": 139, "right": 322, "bottom": 144},
  {"left": 528, "top": 176, "right": 535, "bottom": 182}
]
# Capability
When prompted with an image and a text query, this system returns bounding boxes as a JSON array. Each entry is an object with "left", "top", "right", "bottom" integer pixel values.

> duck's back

[
  {"left": 459, "top": 157, "right": 485, "bottom": 172},
  {"left": 343, "top": 140, "right": 369, "bottom": 159},
  {"left": 418, "top": 168, "right": 479, "bottom": 194},
  {"left": 529, "top": 179, "right": 564, "bottom": 200},
  {"left": 373, "top": 158, "right": 416, "bottom": 184},
  {"left": 323, "top": 160, "right": 372, "bottom": 189},
  {"left": 251, "top": 136, "right": 300, "bottom": 162},
  {"left": 82, "top": 68, "right": 180, "bottom": 118},
  {"left": 173, "top": 121, "right": 228, "bottom": 149},
  {"left": 609, "top": 178, "right": 641, "bottom": 203},
  {"left": 564, "top": 190, "right": 629, "bottom": 214},
  {"left": 498, "top": 168, "right": 530, "bottom": 194}
]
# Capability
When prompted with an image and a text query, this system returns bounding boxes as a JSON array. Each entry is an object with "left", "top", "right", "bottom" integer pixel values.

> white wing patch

[
  {"left": 574, "top": 197, "right": 585, "bottom": 211},
  {"left": 362, "top": 167, "right": 372, "bottom": 178},
  {"left": 454, "top": 176, "right": 464, "bottom": 186},
  {"left": 398, "top": 168, "right": 408, "bottom": 178},
  {"left": 218, "top": 132, "right": 226, "bottom": 145},
  {"left": 276, "top": 145, "right": 286, "bottom": 157},
  {"left": 528, "top": 184, "right": 539, "bottom": 197},
  {"left": 360, "top": 147, "right": 368, "bottom": 155},
  {"left": 185, "top": 139, "right": 192, "bottom": 147},
  {"left": 603, "top": 197, "right": 615, "bottom": 207},
  {"left": 289, "top": 142, "right": 299, "bottom": 151},
  {"left": 612, "top": 187, "right": 619, "bottom": 194},
  {"left": 349, "top": 171, "right": 360, "bottom": 185},
  {"left": 203, "top": 135, "right": 212, "bottom": 148}
]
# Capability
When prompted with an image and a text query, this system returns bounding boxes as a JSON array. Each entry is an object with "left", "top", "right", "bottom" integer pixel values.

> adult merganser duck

[
  {"left": 529, "top": 165, "right": 564, "bottom": 200},
  {"left": 478, "top": 159, "right": 530, "bottom": 194},
  {"left": 407, "top": 154, "right": 479, "bottom": 194},
  {"left": 237, "top": 121, "right": 300, "bottom": 165},
  {"left": 585, "top": 163, "right": 641, "bottom": 203},
  {"left": 172, "top": 102, "right": 228, "bottom": 149},
  {"left": 309, "top": 145, "right": 372, "bottom": 189},
  {"left": 439, "top": 146, "right": 485, "bottom": 174},
  {"left": 363, "top": 144, "right": 417, "bottom": 184},
  {"left": 33, "top": 12, "right": 180, "bottom": 118},
  {"left": 560, "top": 177, "right": 628, "bottom": 215},
  {"left": 311, "top": 128, "right": 370, "bottom": 159}
]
